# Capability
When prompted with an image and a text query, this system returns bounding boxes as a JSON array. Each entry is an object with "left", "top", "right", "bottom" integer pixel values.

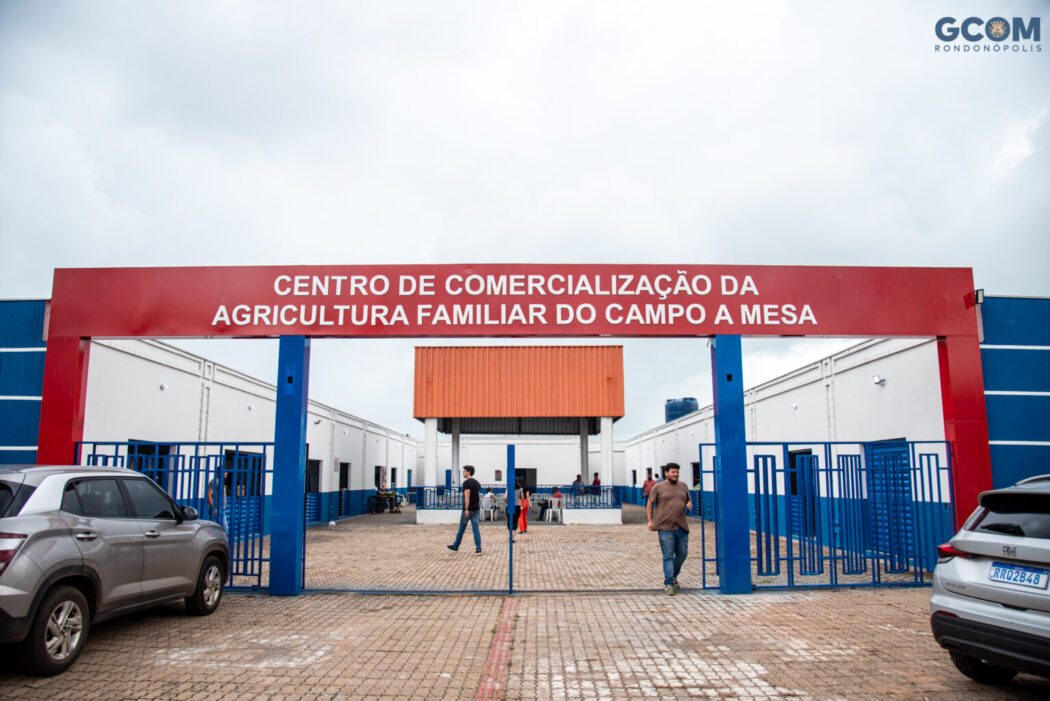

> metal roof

[{"left": 413, "top": 346, "right": 624, "bottom": 435}]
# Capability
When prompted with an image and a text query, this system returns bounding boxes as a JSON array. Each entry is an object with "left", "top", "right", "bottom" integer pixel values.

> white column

[
  {"left": 601, "top": 416, "right": 614, "bottom": 485},
  {"left": 451, "top": 418, "right": 461, "bottom": 476},
  {"left": 424, "top": 417, "right": 438, "bottom": 487},
  {"left": 579, "top": 417, "right": 589, "bottom": 483}
]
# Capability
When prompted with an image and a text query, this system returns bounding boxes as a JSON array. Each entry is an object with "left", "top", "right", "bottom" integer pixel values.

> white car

[{"left": 930, "top": 474, "right": 1050, "bottom": 684}]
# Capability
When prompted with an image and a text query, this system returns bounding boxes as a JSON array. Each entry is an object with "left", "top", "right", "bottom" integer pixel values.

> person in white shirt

[{"left": 481, "top": 489, "right": 495, "bottom": 519}]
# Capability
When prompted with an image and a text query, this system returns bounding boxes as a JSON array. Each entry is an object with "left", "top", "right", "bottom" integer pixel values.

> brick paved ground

[
  {"left": 303, "top": 505, "right": 918, "bottom": 592},
  {"left": 305, "top": 506, "right": 686, "bottom": 593},
  {"left": 2, "top": 507, "right": 1048, "bottom": 699}
]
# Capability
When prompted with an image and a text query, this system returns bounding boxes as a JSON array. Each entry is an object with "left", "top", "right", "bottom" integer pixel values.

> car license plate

[{"left": 988, "top": 561, "right": 1050, "bottom": 590}]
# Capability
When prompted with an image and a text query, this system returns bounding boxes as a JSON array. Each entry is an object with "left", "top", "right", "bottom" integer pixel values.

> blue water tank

[{"left": 665, "top": 397, "right": 699, "bottom": 423}]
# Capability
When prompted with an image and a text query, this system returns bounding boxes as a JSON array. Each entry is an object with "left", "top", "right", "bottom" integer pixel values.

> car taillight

[
  {"left": 0, "top": 533, "right": 27, "bottom": 576},
  {"left": 937, "top": 543, "right": 975, "bottom": 561}
]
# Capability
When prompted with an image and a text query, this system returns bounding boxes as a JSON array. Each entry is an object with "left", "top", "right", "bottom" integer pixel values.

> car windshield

[{"left": 974, "top": 493, "right": 1050, "bottom": 539}]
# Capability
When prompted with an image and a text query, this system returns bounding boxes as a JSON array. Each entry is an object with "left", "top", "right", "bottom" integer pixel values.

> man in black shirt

[{"left": 447, "top": 465, "right": 482, "bottom": 554}]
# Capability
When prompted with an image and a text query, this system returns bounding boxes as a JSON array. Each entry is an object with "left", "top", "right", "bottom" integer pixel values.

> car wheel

[
  {"left": 949, "top": 652, "right": 1019, "bottom": 685},
  {"left": 21, "top": 585, "right": 90, "bottom": 676},
  {"left": 185, "top": 555, "right": 224, "bottom": 616}
]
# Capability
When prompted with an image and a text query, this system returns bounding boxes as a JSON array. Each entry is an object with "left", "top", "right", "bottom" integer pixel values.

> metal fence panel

[
  {"left": 77, "top": 441, "right": 275, "bottom": 590},
  {"left": 699, "top": 440, "right": 955, "bottom": 591}
]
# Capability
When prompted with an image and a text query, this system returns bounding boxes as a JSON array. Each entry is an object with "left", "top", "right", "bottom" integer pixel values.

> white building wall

[
  {"left": 331, "top": 414, "right": 367, "bottom": 490},
  {"left": 587, "top": 443, "right": 626, "bottom": 484},
  {"left": 625, "top": 338, "right": 945, "bottom": 484},
  {"left": 82, "top": 339, "right": 420, "bottom": 494},
  {"left": 207, "top": 366, "right": 278, "bottom": 442},
  {"left": 83, "top": 340, "right": 212, "bottom": 442},
  {"left": 364, "top": 431, "right": 389, "bottom": 487},
  {"left": 431, "top": 435, "right": 626, "bottom": 487},
  {"left": 83, "top": 337, "right": 943, "bottom": 497}
]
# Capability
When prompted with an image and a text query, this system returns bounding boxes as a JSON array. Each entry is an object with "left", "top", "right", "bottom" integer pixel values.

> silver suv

[
  {"left": 930, "top": 474, "right": 1050, "bottom": 684},
  {"left": 0, "top": 465, "right": 229, "bottom": 675}
]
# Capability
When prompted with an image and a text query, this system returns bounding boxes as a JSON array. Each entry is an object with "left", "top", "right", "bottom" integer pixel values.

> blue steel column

[
  {"left": 270, "top": 336, "right": 311, "bottom": 596},
  {"left": 711, "top": 335, "right": 752, "bottom": 594},
  {"left": 507, "top": 444, "right": 515, "bottom": 594}
]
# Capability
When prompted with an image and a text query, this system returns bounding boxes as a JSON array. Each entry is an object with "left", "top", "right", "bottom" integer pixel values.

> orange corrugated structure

[{"left": 414, "top": 346, "right": 624, "bottom": 434}]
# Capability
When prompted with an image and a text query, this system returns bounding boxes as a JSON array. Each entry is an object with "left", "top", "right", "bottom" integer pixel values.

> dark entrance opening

[
  {"left": 224, "top": 448, "right": 264, "bottom": 497},
  {"left": 788, "top": 449, "right": 818, "bottom": 540},
  {"left": 339, "top": 462, "right": 350, "bottom": 490},
  {"left": 306, "top": 459, "right": 321, "bottom": 493},
  {"left": 517, "top": 468, "right": 537, "bottom": 491},
  {"left": 127, "top": 440, "right": 174, "bottom": 491}
]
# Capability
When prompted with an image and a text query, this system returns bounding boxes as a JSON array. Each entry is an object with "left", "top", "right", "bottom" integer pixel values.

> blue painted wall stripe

[
  {"left": 981, "top": 347, "right": 1050, "bottom": 392},
  {"left": 0, "top": 301, "right": 47, "bottom": 465},
  {"left": 0, "top": 449, "right": 36, "bottom": 463},
  {"left": 980, "top": 297, "right": 1050, "bottom": 487},
  {"left": 0, "top": 350, "right": 47, "bottom": 395},
  {"left": 985, "top": 394, "right": 1050, "bottom": 442},
  {"left": 0, "top": 402, "right": 41, "bottom": 445},
  {"left": 982, "top": 297, "right": 1050, "bottom": 346},
  {"left": 0, "top": 300, "right": 47, "bottom": 348},
  {"left": 988, "top": 444, "right": 1050, "bottom": 489}
]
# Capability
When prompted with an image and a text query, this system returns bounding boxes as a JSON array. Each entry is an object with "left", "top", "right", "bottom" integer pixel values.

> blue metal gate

[
  {"left": 77, "top": 441, "right": 275, "bottom": 590},
  {"left": 866, "top": 440, "right": 914, "bottom": 574},
  {"left": 698, "top": 440, "right": 956, "bottom": 590}
]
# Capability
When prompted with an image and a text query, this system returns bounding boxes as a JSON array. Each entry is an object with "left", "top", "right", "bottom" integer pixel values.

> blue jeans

[
  {"left": 452, "top": 509, "right": 481, "bottom": 550},
  {"left": 658, "top": 528, "right": 689, "bottom": 586}
]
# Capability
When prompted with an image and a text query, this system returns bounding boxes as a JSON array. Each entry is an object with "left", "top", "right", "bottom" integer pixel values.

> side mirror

[{"left": 180, "top": 505, "right": 199, "bottom": 521}]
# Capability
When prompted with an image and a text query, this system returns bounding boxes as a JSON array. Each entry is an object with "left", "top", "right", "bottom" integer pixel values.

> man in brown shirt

[{"left": 646, "top": 463, "right": 692, "bottom": 595}]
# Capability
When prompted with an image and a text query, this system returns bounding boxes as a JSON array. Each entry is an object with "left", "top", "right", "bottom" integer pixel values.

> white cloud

[
  {"left": 1, "top": 1, "right": 1047, "bottom": 437},
  {"left": 988, "top": 110, "right": 1045, "bottom": 179}
]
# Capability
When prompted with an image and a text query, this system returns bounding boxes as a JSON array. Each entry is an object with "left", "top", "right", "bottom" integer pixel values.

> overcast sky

[{"left": 1, "top": 2, "right": 1046, "bottom": 439}]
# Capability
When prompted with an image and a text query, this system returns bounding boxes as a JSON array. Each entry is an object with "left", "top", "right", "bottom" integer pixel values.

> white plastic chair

[
  {"left": 545, "top": 496, "right": 563, "bottom": 522},
  {"left": 481, "top": 494, "right": 496, "bottom": 521}
]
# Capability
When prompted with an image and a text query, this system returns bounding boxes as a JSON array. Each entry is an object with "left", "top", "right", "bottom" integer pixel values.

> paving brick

[{"left": 2, "top": 509, "right": 1049, "bottom": 699}]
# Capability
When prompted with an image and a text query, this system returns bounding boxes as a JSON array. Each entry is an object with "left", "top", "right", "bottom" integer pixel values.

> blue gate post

[
  {"left": 711, "top": 335, "right": 752, "bottom": 594},
  {"left": 270, "top": 336, "right": 311, "bottom": 596},
  {"left": 507, "top": 443, "right": 515, "bottom": 594}
]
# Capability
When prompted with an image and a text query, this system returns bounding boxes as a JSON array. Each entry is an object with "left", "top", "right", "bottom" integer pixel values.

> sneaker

[
  {"left": 673, "top": 578, "right": 680, "bottom": 592},
  {"left": 475, "top": 548, "right": 482, "bottom": 555},
  {"left": 446, "top": 545, "right": 458, "bottom": 552},
  {"left": 664, "top": 585, "right": 675, "bottom": 596}
]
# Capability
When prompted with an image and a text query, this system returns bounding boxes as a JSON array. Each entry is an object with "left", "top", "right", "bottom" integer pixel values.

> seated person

[
  {"left": 538, "top": 488, "right": 564, "bottom": 520},
  {"left": 375, "top": 481, "right": 395, "bottom": 511},
  {"left": 389, "top": 485, "right": 402, "bottom": 512},
  {"left": 481, "top": 489, "right": 495, "bottom": 513}
]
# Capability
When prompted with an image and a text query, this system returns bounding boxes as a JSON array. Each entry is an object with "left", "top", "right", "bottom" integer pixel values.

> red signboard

[
  {"left": 40, "top": 263, "right": 991, "bottom": 529},
  {"left": 48, "top": 264, "right": 979, "bottom": 338}
]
